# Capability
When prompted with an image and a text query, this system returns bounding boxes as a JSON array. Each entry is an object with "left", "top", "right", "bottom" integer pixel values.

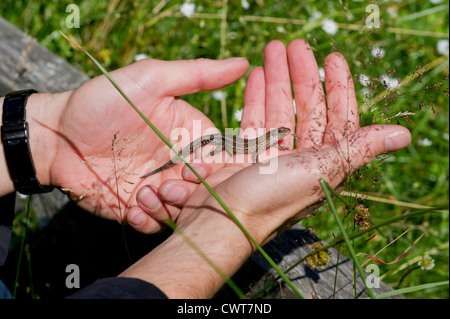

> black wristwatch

[{"left": 1, "top": 89, "right": 54, "bottom": 194}]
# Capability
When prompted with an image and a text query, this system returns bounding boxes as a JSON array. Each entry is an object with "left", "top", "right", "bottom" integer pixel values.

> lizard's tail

[
  {"left": 140, "top": 168, "right": 163, "bottom": 178},
  {"left": 140, "top": 158, "right": 178, "bottom": 178}
]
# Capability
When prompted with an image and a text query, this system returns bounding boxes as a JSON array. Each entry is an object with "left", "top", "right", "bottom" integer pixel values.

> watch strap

[{"left": 1, "top": 89, "right": 54, "bottom": 194}]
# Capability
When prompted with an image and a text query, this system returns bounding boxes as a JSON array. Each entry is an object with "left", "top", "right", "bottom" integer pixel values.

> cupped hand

[
  {"left": 134, "top": 39, "right": 411, "bottom": 241},
  {"left": 44, "top": 57, "right": 249, "bottom": 225}
]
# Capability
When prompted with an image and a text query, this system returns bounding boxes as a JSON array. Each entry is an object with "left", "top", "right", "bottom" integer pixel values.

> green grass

[{"left": 1, "top": 0, "right": 448, "bottom": 298}]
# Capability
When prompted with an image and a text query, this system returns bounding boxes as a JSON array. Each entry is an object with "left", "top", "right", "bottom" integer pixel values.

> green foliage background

[{"left": 0, "top": 0, "right": 448, "bottom": 298}]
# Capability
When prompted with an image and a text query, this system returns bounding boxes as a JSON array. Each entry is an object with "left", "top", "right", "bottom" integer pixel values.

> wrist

[
  {"left": 120, "top": 206, "right": 254, "bottom": 298},
  {"left": 26, "top": 92, "right": 69, "bottom": 186},
  {"left": 0, "top": 91, "right": 69, "bottom": 196}
]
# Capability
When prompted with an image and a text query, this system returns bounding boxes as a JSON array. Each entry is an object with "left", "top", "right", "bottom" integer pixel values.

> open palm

[
  {"left": 131, "top": 39, "right": 410, "bottom": 239},
  {"left": 48, "top": 58, "right": 249, "bottom": 223}
]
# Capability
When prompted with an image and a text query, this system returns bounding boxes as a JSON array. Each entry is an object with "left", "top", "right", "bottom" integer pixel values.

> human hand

[
  {"left": 23, "top": 57, "right": 249, "bottom": 225},
  {"left": 135, "top": 39, "right": 411, "bottom": 240}
]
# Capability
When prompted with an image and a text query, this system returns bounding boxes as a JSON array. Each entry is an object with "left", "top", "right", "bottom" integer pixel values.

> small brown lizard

[{"left": 141, "top": 127, "right": 291, "bottom": 178}]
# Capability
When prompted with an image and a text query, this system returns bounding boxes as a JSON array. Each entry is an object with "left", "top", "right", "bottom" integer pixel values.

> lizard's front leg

[
  {"left": 209, "top": 145, "right": 223, "bottom": 157},
  {"left": 253, "top": 151, "right": 260, "bottom": 164},
  {"left": 253, "top": 145, "right": 290, "bottom": 163}
]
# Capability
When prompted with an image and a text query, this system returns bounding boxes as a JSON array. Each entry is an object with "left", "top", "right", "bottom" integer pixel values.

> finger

[
  {"left": 127, "top": 206, "right": 166, "bottom": 234},
  {"left": 138, "top": 185, "right": 181, "bottom": 222},
  {"left": 128, "top": 185, "right": 182, "bottom": 234},
  {"left": 241, "top": 66, "right": 266, "bottom": 131},
  {"left": 131, "top": 58, "right": 249, "bottom": 98},
  {"left": 323, "top": 53, "right": 360, "bottom": 145},
  {"left": 181, "top": 162, "right": 226, "bottom": 183},
  {"left": 287, "top": 39, "right": 327, "bottom": 150},
  {"left": 263, "top": 40, "right": 295, "bottom": 148},
  {"left": 324, "top": 125, "right": 411, "bottom": 183},
  {"left": 158, "top": 179, "right": 199, "bottom": 206}
]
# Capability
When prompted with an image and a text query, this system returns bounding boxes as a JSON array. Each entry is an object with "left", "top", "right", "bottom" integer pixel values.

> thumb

[
  {"left": 131, "top": 57, "right": 249, "bottom": 97},
  {"left": 325, "top": 124, "right": 411, "bottom": 184}
]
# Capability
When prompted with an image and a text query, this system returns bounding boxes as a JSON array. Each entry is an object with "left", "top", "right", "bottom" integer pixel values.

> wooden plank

[
  {"left": 0, "top": 16, "right": 89, "bottom": 95},
  {"left": 247, "top": 224, "right": 403, "bottom": 299}
]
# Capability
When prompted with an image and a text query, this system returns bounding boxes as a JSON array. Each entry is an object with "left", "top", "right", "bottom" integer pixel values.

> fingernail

[
  {"left": 131, "top": 212, "right": 146, "bottom": 226},
  {"left": 138, "top": 186, "right": 161, "bottom": 210},
  {"left": 385, "top": 130, "right": 411, "bottom": 152},
  {"left": 225, "top": 57, "right": 246, "bottom": 62},
  {"left": 184, "top": 165, "right": 207, "bottom": 180},
  {"left": 161, "top": 183, "right": 187, "bottom": 203}
]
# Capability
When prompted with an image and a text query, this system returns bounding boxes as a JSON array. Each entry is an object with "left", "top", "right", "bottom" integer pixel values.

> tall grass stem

[{"left": 320, "top": 178, "right": 376, "bottom": 299}]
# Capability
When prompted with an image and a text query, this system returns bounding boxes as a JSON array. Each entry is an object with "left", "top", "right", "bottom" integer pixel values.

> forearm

[
  {"left": 0, "top": 92, "right": 68, "bottom": 197},
  {"left": 119, "top": 206, "right": 254, "bottom": 298},
  {"left": 0, "top": 96, "right": 14, "bottom": 195}
]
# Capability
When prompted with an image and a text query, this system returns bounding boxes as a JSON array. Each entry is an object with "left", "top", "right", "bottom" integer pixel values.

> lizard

[{"left": 140, "top": 127, "right": 291, "bottom": 178}]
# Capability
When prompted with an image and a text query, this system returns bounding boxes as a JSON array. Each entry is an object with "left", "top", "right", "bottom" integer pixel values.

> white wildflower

[
  {"left": 212, "top": 90, "right": 227, "bottom": 100},
  {"left": 312, "top": 11, "right": 323, "bottom": 19},
  {"left": 358, "top": 74, "right": 371, "bottom": 87},
  {"left": 436, "top": 39, "right": 449, "bottom": 55},
  {"left": 418, "top": 255, "right": 435, "bottom": 271},
  {"left": 387, "top": 7, "right": 398, "bottom": 17},
  {"left": 309, "top": 11, "right": 323, "bottom": 22},
  {"left": 241, "top": 0, "right": 250, "bottom": 10},
  {"left": 322, "top": 19, "right": 338, "bottom": 35},
  {"left": 276, "top": 26, "right": 286, "bottom": 33},
  {"left": 417, "top": 138, "right": 433, "bottom": 147},
  {"left": 380, "top": 75, "right": 400, "bottom": 89},
  {"left": 134, "top": 53, "right": 148, "bottom": 62},
  {"left": 180, "top": 2, "right": 196, "bottom": 18},
  {"left": 359, "top": 87, "right": 371, "bottom": 98},
  {"left": 233, "top": 109, "right": 243, "bottom": 122},
  {"left": 318, "top": 67, "right": 325, "bottom": 82},
  {"left": 371, "top": 46, "right": 385, "bottom": 58}
]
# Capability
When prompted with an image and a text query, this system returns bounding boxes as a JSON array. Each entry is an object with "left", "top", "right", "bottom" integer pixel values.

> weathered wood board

[
  {"left": 247, "top": 224, "right": 403, "bottom": 299},
  {"left": 0, "top": 16, "right": 89, "bottom": 95}
]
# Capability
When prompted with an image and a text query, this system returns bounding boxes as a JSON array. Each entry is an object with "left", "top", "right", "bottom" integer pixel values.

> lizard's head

[{"left": 277, "top": 127, "right": 291, "bottom": 138}]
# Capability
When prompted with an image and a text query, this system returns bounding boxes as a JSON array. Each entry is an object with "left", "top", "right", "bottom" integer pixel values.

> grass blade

[
  {"left": 319, "top": 178, "right": 376, "bottom": 299},
  {"left": 340, "top": 190, "right": 449, "bottom": 211},
  {"left": 358, "top": 233, "right": 424, "bottom": 266},
  {"left": 13, "top": 195, "right": 32, "bottom": 298},
  {"left": 369, "top": 280, "right": 449, "bottom": 299}
]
